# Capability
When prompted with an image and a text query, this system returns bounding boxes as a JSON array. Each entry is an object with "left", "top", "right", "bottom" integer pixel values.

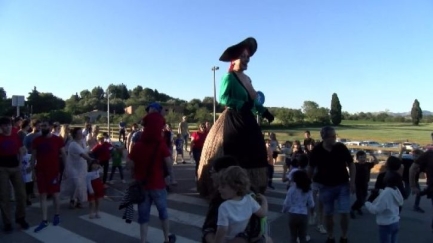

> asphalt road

[{"left": 1, "top": 159, "right": 432, "bottom": 243}]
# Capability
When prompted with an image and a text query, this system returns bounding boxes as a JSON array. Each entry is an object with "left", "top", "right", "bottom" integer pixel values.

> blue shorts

[
  {"left": 137, "top": 189, "right": 168, "bottom": 224},
  {"left": 319, "top": 183, "right": 351, "bottom": 215}
]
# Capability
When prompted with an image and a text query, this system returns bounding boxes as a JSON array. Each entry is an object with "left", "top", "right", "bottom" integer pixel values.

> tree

[
  {"left": 330, "top": 93, "right": 342, "bottom": 125},
  {"left": 411, "top": 99, "right": 423, "bottom": 125},
  {"left": 301, "top": 101, "right": 319, "bottom": 121},
  {"left": 194, "top": 107, "right": 212, "bottom": 123},
  {"left": 26, "top": 87, "right": 65, "bottom": 114},
  {"left": 0, "top": 87, "right": 6, "bottom": 100}
]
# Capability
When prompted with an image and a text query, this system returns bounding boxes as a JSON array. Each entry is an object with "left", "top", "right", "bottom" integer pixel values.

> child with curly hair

[{"left": 214, "top": 166, "right": 271, "bottom": 243}]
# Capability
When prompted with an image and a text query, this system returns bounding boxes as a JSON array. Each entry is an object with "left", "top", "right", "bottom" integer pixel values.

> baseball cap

[{"left": 145, "top": 102, "right": 162, "bottom": 113}]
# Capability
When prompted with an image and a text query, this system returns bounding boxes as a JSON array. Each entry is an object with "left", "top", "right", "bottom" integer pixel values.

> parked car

[
  {"left": 360, "top": 141, "right": 381, "bottom": 147},
  {"left": 337, "top": 138, "right": 350, "bottom": 144},
  {"left": 347, "top": 141, "right": 362, "bottom": 146},
  {"left": 381, "top": 142, "right": 400, "bottom": 148},
  {"left": 402, "top": 142, "right": 419, "bottom": 151}
]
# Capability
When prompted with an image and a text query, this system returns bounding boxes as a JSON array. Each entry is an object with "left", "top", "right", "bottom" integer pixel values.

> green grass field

[
  {"left": 265, "top": 120, "right": 433, "bottom": 145},
  {"left": 89, "top": 120, "right": 433, "bottom": 145}
]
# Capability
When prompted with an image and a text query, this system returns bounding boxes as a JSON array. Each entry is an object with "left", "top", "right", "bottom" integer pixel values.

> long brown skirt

[{"left": 197, "top": 109, "right": 268, "bottom": 197}]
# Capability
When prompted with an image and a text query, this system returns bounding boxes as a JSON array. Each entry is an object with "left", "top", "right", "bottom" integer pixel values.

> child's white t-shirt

[
  {"left": 287, "top": 167, "right": 300, "bottom": 183},
  {"left": 217, "top": 194, "right": 261, "bottom": 241},
  {"left": 21, "top": 154, "right": 33, "bottom": 183}
]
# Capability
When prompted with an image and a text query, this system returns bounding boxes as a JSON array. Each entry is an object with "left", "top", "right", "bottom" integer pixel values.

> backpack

[{"left": 244, "top": 193, "right": 268, "bottom": 241}]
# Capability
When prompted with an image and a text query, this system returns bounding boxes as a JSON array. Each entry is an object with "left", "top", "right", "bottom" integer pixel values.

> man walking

[
  {"left": 178, "top": 116, "right": 189, "bottom": 152},
  {"left": 0, "top": 117, "right": 29, "bottom": 233},
  {"left": 308, "top": 126, "right": 356, "bottom": 243},
  {"left": 30, "top": 121, "right": 67, "bottom": 232}
]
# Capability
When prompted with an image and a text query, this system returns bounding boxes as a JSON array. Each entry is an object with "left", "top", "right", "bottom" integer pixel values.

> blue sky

[{"left": 1, "top": 0, "right": 432, "bottom": 113}]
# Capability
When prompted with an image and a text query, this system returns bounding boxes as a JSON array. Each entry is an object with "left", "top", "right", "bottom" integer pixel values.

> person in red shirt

[
  {"left": 91, "top": 133, "right": 112, "bottom": 184},
  {"left": 11, "top": 117, "right": 21, "bottom": 135},
  {"left": 30, "top": 121, "right": 67, "bottom": 233},
  {"left": 0, "top": 116, "right": 29, "bottom": 233},
  {"left": 191, "top": 123, "right": 208, "bottom": 178},
  {"left": 129, "top": 111, "right": 176, "bottom": 243}
]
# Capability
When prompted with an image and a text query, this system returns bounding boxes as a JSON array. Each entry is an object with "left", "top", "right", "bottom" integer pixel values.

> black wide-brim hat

[{"left": 219, "top": 37, "right": 257, "bottom": 62}]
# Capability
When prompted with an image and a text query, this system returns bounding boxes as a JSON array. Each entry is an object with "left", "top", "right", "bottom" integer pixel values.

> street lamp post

[
  {"left": 211, "top": 66, "right": 219, "bottom": 123},
  {"left": 105, "top": 89, "right": 111, "bottom": 138}
]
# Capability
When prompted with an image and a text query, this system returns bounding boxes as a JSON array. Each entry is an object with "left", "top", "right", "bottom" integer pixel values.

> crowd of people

[{"left": 1, "top": 36, "right": 433, "bottom": 243}]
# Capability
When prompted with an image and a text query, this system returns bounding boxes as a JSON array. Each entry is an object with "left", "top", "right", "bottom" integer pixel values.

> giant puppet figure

[{"left": 197, "top": 37, "right": 274, "bottom": 197}]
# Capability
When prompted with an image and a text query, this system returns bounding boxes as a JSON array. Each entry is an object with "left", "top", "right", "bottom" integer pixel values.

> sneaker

[
  {"left": 317, "top": 224, "right": 327, "bottom": 234},
  {"left": 95, "top": 214, "right": 101, "bottom": 219},
  {"left": 340, "top": 237, "right": 348, "bottom": 243},
  {"left": 164, "top": 234, "right": 176, "bottom": 243},
  {"left": 16, "top": 218, "right": 30, "bottom": 230},
  {"left": 357, "top": 209, "right": 363, "bottom": 215},
  {"left": 413, "top": 206, "right": 425, "bottom": 213},
  {"left": 326, "top": 238, "right": 336, "bottom": 243},
  {"left": 53, "top": 215, "right": 60, "bottom": 226},
  {"left": 268, "top": 184, "right": 275, "bottom": 190},
  {"left": 121, "top": 180, "right": 126, "bottom": 184},
  {"left": 3, "top": 224, "right": 12, "bottom": 233},
  {"left": 26, "top": 200, "right": 32, "bottom": 206},
  {"left": 182, "top": 161, "right": 186, "bottom": 164},
  {"left": 34, "top": 221, "right": 48, "bottom": 233},
  {"left": 69, "top": 200, "right": 76, "bottom": 209}
]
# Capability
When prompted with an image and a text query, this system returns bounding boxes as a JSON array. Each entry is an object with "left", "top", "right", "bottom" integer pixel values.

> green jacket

[
  {"left": 219, "top": 72, "right": 266, "bottom": 115},
  {"left": 111, "top": 150, "right": 123, "bottom": 166}
]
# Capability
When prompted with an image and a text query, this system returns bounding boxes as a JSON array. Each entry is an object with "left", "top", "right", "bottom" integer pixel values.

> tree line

[{"left": 0, "top": 85, "right": 428, "bottom": 126}]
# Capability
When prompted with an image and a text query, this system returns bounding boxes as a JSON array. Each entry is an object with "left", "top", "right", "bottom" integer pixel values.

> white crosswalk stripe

[
  {"left": 21, "top": 184, "right": 287, "bottom": 242},
  {"left": 25, "top": 225, "right": 96, "bottom": 243},
  {"left": 80, "top": 212, "right": 199, "bottom": 243}
]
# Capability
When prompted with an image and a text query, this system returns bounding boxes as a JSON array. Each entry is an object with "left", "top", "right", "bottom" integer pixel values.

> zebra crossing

[{"left": 11, "top": 180, "right": 289, "bottom": 243}]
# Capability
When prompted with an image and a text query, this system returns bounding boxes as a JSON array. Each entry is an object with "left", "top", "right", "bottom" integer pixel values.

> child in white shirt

[
  {"left": 282, "top": 170, "right": 315, "bottom": 243},
  {"left": 21, "top": 154, "right": 33, "bottom": 206},
  {"left": 87, "top": 163, "right": 105, "bottom": 219},
  {"left": 214, "top": 166, "right": 269, "bottom": 243},
  {"left": 365, "top": 173, "right": 404, "bottom": 243}
]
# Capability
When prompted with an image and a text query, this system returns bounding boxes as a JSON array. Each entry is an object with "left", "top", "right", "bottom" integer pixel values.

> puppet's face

[{"left": 233, "top": 49, "right": 250, "bottom": 71}]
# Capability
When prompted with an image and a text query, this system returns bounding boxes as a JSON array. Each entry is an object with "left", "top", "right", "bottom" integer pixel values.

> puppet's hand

[{"left": 263, "top": 109, "right": 274, "bottom": 123}]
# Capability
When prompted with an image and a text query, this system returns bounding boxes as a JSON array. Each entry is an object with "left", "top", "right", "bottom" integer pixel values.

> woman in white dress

[
  {"left": 86, "top": 125, "right": 100, "bottom": 150},
  {"left": 64, "top": 127, "right": 95, "bottom": 208}
]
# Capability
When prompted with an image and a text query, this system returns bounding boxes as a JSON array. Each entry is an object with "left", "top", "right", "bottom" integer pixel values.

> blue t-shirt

[
  {"left": 175, "top": 138, "right": 184, "bottom": 151},
  {"left": 131, "top": 131, "right": 142, "bottom": 143},
  {"left": 24, "top": 132, "right": 41, "bottom": 153},
  {"left": 119, "top": 122, "right": 126, "bottom": 129}
]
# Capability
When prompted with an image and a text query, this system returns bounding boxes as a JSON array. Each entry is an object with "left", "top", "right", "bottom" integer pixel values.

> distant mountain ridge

[{"left": 371, "top": 110, "right": 433, "bottom": 117}]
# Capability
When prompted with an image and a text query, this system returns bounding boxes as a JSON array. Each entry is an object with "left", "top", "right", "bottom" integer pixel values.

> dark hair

[
  {"left": 20, "top": 119, "right": 30, "bottom": 129},
  {"left": 384, "top": 172, "right": 401, "bottom": 188},
  {"left": 0, "top": 116, "right": 11, "bottom": 126},
  {"left": 320, "top": 126, "right": 335, "bottom": 139},
  {"left": 70, "top": 127, "right": 82, "bottom": 139},
  {"left": 30, "top": 119, "right": 41, "bottom": 128},
  {"left": 386, "top": 156, "right": 401, "bottom": 171},
  {"left": 356, "top": 150, "right": 366, "bottom": 159},
  {"left": 305, "top": 130, "right": 310, "bottom": 134},
  {"left": 292, "top": 170, "right": 311, "bottom": 193},
  {"left": 212, "top": 155, "right": 239, "bottom": 173},
  {"left": 291, "top": 154, "right": 309, "bottom": 169}
]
